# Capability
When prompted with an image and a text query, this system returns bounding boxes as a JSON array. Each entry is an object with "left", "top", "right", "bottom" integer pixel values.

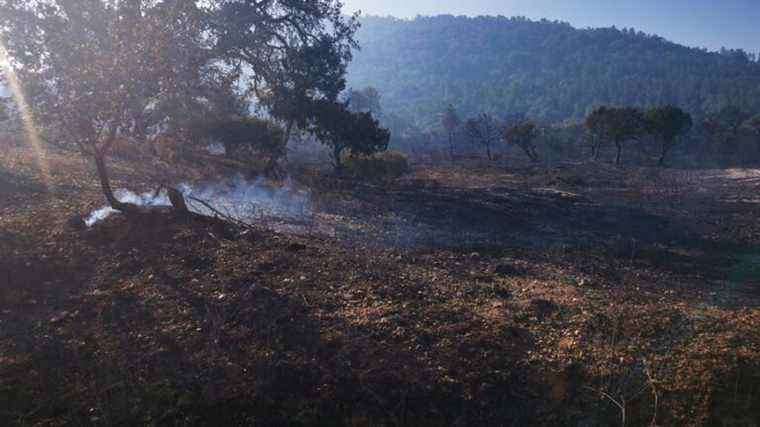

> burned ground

[{"left": 1, "top": 146, "right": 760, "bottom": 426}]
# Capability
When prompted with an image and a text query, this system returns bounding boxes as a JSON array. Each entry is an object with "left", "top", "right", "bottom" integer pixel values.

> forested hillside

[{"left": 347, "top": 15, "right": 760, "bottom": 126}]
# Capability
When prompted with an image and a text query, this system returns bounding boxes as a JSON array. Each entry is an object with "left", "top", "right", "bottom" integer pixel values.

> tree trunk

[
  {"left": 486, "top": 143, "right": 493, "bottom": 161},
  {"left": 93, "top": 149, "right": 133, "bottom": 213},
  {"left": 448, "top": 133, "right": 455, "bottom": 161},
  {"left": 615, "top": 138, "right": 622, "bottom": 165},
  {"left": 658, "top": 140, "right": 672, "bottom": 167},
  {"left": 591, "top": 138, "right": 601, "bottom": 161},
  {"left": 530, "top": 147, "right": 540, "bottom": 163},
  {"left": 263, "top": 120, "right": 294, "bottom": 179},
  {"left": 283, "top": 120, "right": 295, "bottom": 158},
  {"left": 168, "top": 187, "right": 189, "bottom": 213},
  {"left": 333, "top": 145, "right": 344, "bottom": 175},
  {"left": 521, "top": 145, "right": 539, "bottom": 163}
]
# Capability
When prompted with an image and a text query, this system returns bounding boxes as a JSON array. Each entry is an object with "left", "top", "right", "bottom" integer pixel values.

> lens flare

[{"left": 0, "top": 37, "right": 53, "bottom": 192}]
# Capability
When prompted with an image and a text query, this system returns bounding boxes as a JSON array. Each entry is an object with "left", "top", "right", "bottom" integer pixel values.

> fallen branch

[{"left": 186, "top": 194, "right": 254, "bottom": 230}]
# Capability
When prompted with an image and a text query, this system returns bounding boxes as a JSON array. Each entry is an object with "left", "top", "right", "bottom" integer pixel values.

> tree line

[{"left": 431, "top": 101, "right": 759, "bottom": 167}]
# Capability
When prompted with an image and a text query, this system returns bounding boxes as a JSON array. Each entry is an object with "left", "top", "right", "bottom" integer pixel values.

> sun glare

[{"left": 0, "top": 36, "right": 53, "bottom": 192}]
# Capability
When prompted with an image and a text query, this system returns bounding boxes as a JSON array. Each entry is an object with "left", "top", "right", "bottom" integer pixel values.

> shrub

[
  {"left": 200, "top": 116, "right": 286, "bottom": 176},
  {"left": 344, "top": 150, "right": 410, "bottom": 181}
]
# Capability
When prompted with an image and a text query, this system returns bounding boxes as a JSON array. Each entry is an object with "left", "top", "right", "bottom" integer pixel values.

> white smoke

[
  {"left": 85, "top": 189, "right": 172, "bottom": 226},
  {"left": 85, "top": 175, "right": 312, "bottom": 228}
]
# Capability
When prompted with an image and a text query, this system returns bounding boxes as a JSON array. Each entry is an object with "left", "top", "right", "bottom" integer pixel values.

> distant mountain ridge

[{"left": 347, "top": 15, "right": 760, "bottom": 125}]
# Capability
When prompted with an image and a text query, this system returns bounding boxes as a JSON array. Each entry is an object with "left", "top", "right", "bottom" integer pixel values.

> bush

[
  {"left": 201, "top": 117, "right": 286, "bottom": 161},
  {"left": 344, "top": 150, "right": 410, "bottom": 181}
]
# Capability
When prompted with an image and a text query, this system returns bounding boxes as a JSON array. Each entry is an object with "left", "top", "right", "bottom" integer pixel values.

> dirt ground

[{"left": 1, "top": 144, "right": 760, "bottom": 426}]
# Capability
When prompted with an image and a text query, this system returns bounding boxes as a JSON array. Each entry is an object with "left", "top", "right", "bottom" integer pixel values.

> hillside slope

[{"left": 348, "top": 15, "right": 760, "bottom": 125}]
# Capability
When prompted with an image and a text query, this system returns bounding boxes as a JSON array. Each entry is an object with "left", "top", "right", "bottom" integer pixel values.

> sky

[{"left": 342, "top": 0, "right": 760, "bottom": 53}]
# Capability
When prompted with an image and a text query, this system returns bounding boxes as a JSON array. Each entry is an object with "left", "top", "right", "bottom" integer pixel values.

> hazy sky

[{"left": 343, "top": 0, "right": 760, "bottom": 53}]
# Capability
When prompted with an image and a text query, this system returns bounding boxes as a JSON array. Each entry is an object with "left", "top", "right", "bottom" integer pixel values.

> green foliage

[
  {"left": 586, "top": 106, "right": 646, "bottom": 164},
  {"left": 310, "top": 100, "right": 391, "bottom": 172},
  {"left": 348, "top": 16, "right": 760, "bottom": 126},
  {"left": 644, "top": 105, "right": 692, "bottom": 165},
  {"left": 645, "top": 106, "right": 693, "bottom": 141},
  {"left": 504, "top": 119, "right": 540, "bottom": 162},
  {"left": 202, "top": 117, "right": 285, "bottom": 163},
  {"left": 344, "top": 150, "right": 410, "bottom": 181},
  {"left": 222, "top": 0, "right": 359, "bottom": 136}
]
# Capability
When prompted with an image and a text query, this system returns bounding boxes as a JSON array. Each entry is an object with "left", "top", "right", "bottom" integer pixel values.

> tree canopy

[
  {"left": 504, "top": 119, "right": 540, "bottom": 162},
  {"left": 645, "top": 105, "right": 693, "bottom": 165},
  {"left": 310, "top": 100, "right": 390, "bottom": 172},
  {"left": 586, "top": 106, "right": 646, "bottom": 164}
]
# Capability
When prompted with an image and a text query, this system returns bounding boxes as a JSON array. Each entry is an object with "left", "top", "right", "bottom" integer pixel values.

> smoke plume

[{"left": 85, "top": 175, "right": 312, "bottom": 228}]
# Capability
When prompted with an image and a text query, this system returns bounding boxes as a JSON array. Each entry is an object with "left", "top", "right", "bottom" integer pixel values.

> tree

[
  {"left": 0, "top": 0, "right": 223, "bottom": 211},
  {"left": 441, "top": 105, "right": 461, "bottom": 160},
  {"left": 465, "top": 113, "right": 500, "bottom": 160},
  {"left": 504, "top": 119, "right": 540, "bottom": 162},
  {"left": 749, "top": 115, "right": 760, "bottom": 133},
  {"left": 202, "top": 117, "right": 286, "bottom": 176},
  {"left": 703, "top": 106, "right": 752, "bottom": 144},
  {"left": 211, "top": 0, "right": 359, "bottom": 154},
  {"left": 644, "top": 105, "right": 693, "bottom": 166},
  {"left": 747, "top": 114, "right": 760, "bottom": 157},
  {"left": 310, "top": 101, "right": 390, "bottom": 173},
  {"left": 585, "top": 106, "right": 645, "bottom": 164},
  {"left": 0, "top": 0, "right": 360, "bottom": 210}
]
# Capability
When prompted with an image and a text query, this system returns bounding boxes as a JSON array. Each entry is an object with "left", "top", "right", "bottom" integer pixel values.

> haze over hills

[{"left": 347, "top": 15, "right": 760, "bottom": 126}]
